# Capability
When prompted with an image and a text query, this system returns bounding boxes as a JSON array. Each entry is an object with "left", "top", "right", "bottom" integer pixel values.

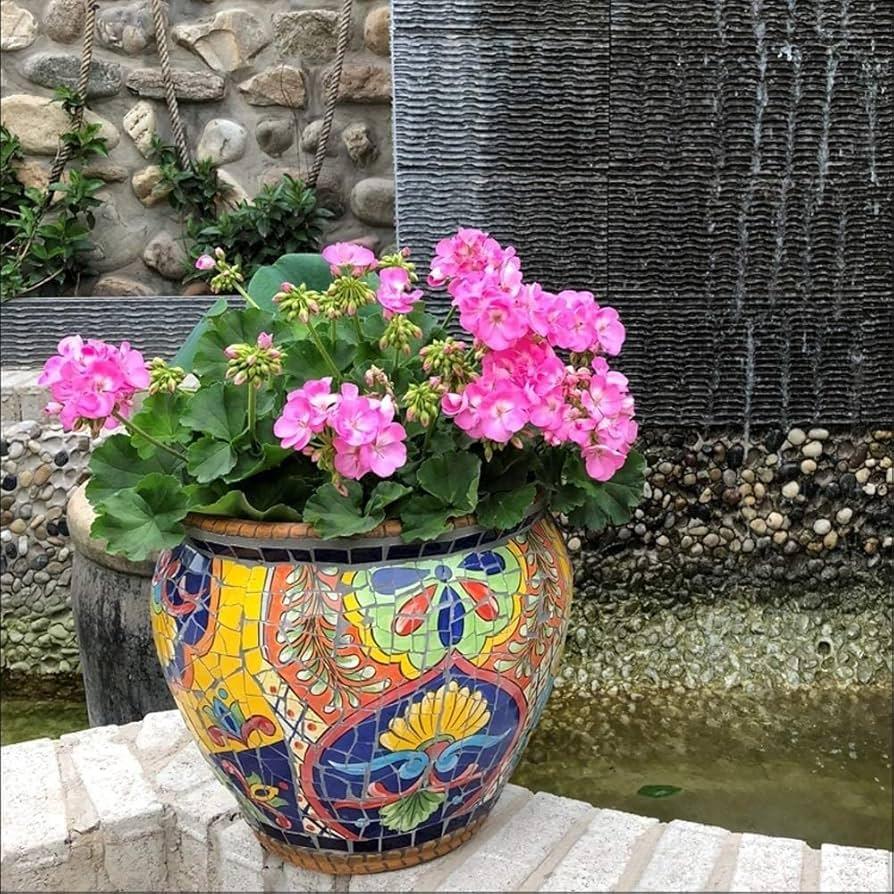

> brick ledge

[{"left": 1, "top": 711, "right": 891, "bottom": 892}]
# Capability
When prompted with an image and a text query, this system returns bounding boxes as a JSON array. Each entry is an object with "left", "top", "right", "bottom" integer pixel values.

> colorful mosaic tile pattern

[{"left": 151, "top": 514, "right": 572, "bottom": 863}]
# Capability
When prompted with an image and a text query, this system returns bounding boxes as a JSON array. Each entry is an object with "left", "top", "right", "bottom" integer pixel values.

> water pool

[{"left": 513, "top": 685, "right": 893, "bottom": 851}]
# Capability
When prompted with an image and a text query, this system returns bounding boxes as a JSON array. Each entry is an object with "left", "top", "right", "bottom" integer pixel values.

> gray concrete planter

[{"left": 67, "top": 484, "right": 172, "bottom": 725}]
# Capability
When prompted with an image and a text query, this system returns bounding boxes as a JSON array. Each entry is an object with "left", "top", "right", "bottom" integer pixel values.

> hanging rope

[
  {"left": 150, "top": 0, "right": 191, "bottom": 169},
  {"left": 47, "top": 0, "right": 98, "bottom": 184},
  {"left": 309, "top": 0, "right": 354, "bottom": 189}
]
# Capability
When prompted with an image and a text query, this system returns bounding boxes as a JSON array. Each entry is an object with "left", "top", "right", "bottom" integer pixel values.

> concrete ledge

[{"left": 1, "top": 711, "right": 891, "bottom": 892}]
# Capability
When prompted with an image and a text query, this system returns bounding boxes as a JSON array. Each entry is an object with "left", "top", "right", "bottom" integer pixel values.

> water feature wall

[
  {"left": 390, "top": 0, "right": 894, "bottom": 688},
  {"left": 392, "top": 0, "right": 894, "bottom": 426}
]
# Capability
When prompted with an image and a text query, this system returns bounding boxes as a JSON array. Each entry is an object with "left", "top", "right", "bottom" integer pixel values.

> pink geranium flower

[
  {"left": 376, "top": 267, "right": 423, "bottom": 317},
  {"left": 458, "top": 286, "right": 529, "bottom": 351},
  {"left": 322, "top": 243, "right": 377, "bottom": 277},
  {"left": 361, "top": 422, "right": 408, "bottom": 477},
  {"left": 552, "top": 291, "right": 600, "bottom": 353},
  {"left": 274, "top": 378, "right": 337, "bottom": 451},
  {"left": 195, "top": 254, "right": 215, "bottom": 271},
  {"left": 39, "top": 336, "right": 149, "bottom": 432},
  {"left": 477, "top": 387, "right": 529, "bottom": 443},
  {"left": 330, "top": 383, "right": 388, "bottom": 447},
  {"left": 594, "top": 306, "right": 626, "bottom": 356}
]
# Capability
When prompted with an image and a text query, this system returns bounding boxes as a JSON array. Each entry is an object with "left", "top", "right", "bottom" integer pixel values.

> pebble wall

[
  {"left": 1, "top": 407, "right": 891, "bottom": 683},
  {"left": 0, "top": 0, "right": 396, "bottom": 295}
]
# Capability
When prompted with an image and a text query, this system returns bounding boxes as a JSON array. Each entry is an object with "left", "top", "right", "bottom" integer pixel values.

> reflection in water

[{"left": 512, "top": 685, "right": 893, "bottom": 850}]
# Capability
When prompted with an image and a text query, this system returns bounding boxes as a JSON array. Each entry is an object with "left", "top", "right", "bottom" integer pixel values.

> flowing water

[{"left": 1, "top": 675, "right": 890, "bottom": 850}]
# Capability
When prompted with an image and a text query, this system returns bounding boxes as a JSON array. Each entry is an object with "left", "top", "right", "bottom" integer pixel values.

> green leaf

[
  {"left": 193, "top": 307, "right": 276, "bottom": 378},
  {"left": 399, "top": 494, "right": 453, "bottom": 542},
  {"left": 366, "top": 481, "right": 411, "bottom": 518},
  {"left": 281, "top": 335, "right": 354, "bottom": 383},
  {"left": 637, "top": 784, "right": 682, "bottom": 799},
  {"left": 181, "top": 384, "right": 249, "bottom": 442},
  {"left": 566, "top": 450, "right": 646, "bottom": 532},
  {"left": 380, "top": 791, "right": 445, "bottom": 833},
  {"left": 90, "top": 473, "right": 189, "bottom": 561},
  {"left": 86, "top": 435, "right": 180, "bottom": 505},
  {"left": 170, "top": 297, "right": 228, "bottom": 370},
  {"left": 223, "top": 442, "right": 291, "bottom": 484},
  {"left": 303, "top": 482, "right": 382, "bottom": 539},
  {"left": 248, "top": 253, "right": 333, "bottom": 310},
  {"left": 129, "top": 392, "right": 191, "bottom": 458},
  {"left": 416, "top": 452, "right": 481, "bottom": 514},
  {"left": 476, "top": 483, "right": 537, "bottom": 531},
  {"left": 187, "top": 437, "right": 237, "bottom": 483},
  {"left": 188, "top": 489, "right": 303, "bottom": 522}
]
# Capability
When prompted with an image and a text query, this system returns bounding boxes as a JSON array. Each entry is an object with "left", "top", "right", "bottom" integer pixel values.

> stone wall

[{"left": 0, "top": 0, "right": 396, "bottom": 295}]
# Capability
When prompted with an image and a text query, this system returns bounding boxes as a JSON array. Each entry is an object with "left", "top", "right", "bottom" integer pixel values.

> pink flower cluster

[
  {"left": 273, "top": 378, "right": 408, "bottom": 479},
  {"left": 432, "top": 229, "right": 637, "bottom": 481},
  {"left": 39, "top": 336, "right": 150, "bottom": 432}
]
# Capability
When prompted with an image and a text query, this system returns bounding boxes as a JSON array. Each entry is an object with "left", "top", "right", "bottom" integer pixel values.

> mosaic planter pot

[{"left": 150, "top": 509, "right": 572, "bottom": 874}]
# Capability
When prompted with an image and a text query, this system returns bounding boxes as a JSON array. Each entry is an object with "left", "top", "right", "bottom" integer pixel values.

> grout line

[
  {"left": 517, "top": 807, "right": 601, "bottom": 892},
  {"left": 612, "top": 821, "right": 667, "bottom": 892},
  {"left": 707, "top": 832, "right": 742, "bottom": 892},
  {"left": 800, "top": 844, "right": 821, "bottom": 893}
]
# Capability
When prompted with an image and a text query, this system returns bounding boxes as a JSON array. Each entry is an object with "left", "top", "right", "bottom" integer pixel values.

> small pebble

[
  {"left": 802, "top": 441, "right": 823, "bottom": 459},
  {"left": 782, "top": 481, "right": 800, "bottom": 499},
  {"left": 813, "top": 518, "right": 832, "bottom": 536},
  {"left": 836, "top": 507, "right": 853, "bottom": 525},
  {"left": 788, "top": 428, "right": 807, "bottom": 445}
]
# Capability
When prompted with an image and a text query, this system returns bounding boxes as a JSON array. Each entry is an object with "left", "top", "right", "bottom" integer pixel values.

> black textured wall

[{"left": 392, "top": 0, "right": 894, "bottom": 426}]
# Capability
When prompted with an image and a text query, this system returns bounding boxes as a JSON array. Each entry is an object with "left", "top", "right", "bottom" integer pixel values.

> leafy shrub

[{"left": 185, "top": 175, "right": 330, "bottom": 281}]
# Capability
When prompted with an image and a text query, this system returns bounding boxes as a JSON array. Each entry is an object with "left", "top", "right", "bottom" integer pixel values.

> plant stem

[
  {"left": 246, "top": 385, "right": 257, "bottom": 441},
  {"left": 111, "top": 410, "right": 188, "bottom": 462},
  {"left": 422, "top": 419, "right": 435, "bottom": 453},
  {"left": 443, "top": 305, "right": 457, "bottom": 329},
  {"left": 233, "top": 280, "right": 260, "bottom": 309},
  {"left": 308, "top": 323, "right": 342, "bottom": 379}
]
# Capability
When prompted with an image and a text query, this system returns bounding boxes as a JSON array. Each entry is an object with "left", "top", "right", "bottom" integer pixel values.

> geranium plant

[{"left": 41, "top": 229, "right": 645, "bottom": 560}]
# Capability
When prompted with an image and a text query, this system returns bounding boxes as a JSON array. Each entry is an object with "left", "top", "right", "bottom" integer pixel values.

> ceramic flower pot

[{"left": 150, "top": 509, "right": 572, "bottom": 874}]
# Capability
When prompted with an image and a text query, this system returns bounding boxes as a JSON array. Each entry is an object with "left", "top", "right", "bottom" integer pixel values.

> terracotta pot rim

[{"left": 184, "top": 511, "right": 481, "bottom": 541}]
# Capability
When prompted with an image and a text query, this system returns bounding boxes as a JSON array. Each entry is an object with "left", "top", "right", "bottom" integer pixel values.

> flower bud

[
  {"left": 224, "top": 336, "right": 286, "bottom": 388},
  {"left": 274, "top": 282, "right": 322, "bottom": 324},
  {"left": 379, "top": 315, "right": 423, "bottom": 355},
  {"left": 147, "top": 357, "right": 186, "bottom": 395}
]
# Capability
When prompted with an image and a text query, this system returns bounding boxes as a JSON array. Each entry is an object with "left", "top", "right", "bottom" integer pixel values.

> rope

[
  {"left": 309, "top": 0, "right": 353, "bottom": 189},
  {"left": 150, "top": 0, "right": 191, "bottom": 169},
  {"left": 47, "top": 0, "right": 97, "bottom": 184}
]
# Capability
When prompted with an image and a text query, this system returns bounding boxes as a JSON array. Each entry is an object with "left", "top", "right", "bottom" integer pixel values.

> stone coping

[{"left": 1, "top": 710, "right": 891, "bottom": 892}]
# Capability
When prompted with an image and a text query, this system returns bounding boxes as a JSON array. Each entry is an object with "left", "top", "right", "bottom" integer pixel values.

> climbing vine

[{"left": 0, "top": 92, "right": 110, "bottom": 302}]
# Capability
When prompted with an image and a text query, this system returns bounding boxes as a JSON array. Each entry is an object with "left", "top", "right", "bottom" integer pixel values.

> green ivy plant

[
  {"left": 185, "top": 175, "right": 330, "bottom": 281},
  {"left": 82, "top": 250, "right": 645, "bottom": 560},
  {"left": 1, "top": 89, "right": 110, "bottom": 301}
]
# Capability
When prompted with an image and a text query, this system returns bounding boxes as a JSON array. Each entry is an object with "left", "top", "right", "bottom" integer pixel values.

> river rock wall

[
  {"left": 0, "top": 0, "right": 396, "bottom": 295},
  {"left": 2, "top": 388, "right": 891, "bottom": 683}
]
